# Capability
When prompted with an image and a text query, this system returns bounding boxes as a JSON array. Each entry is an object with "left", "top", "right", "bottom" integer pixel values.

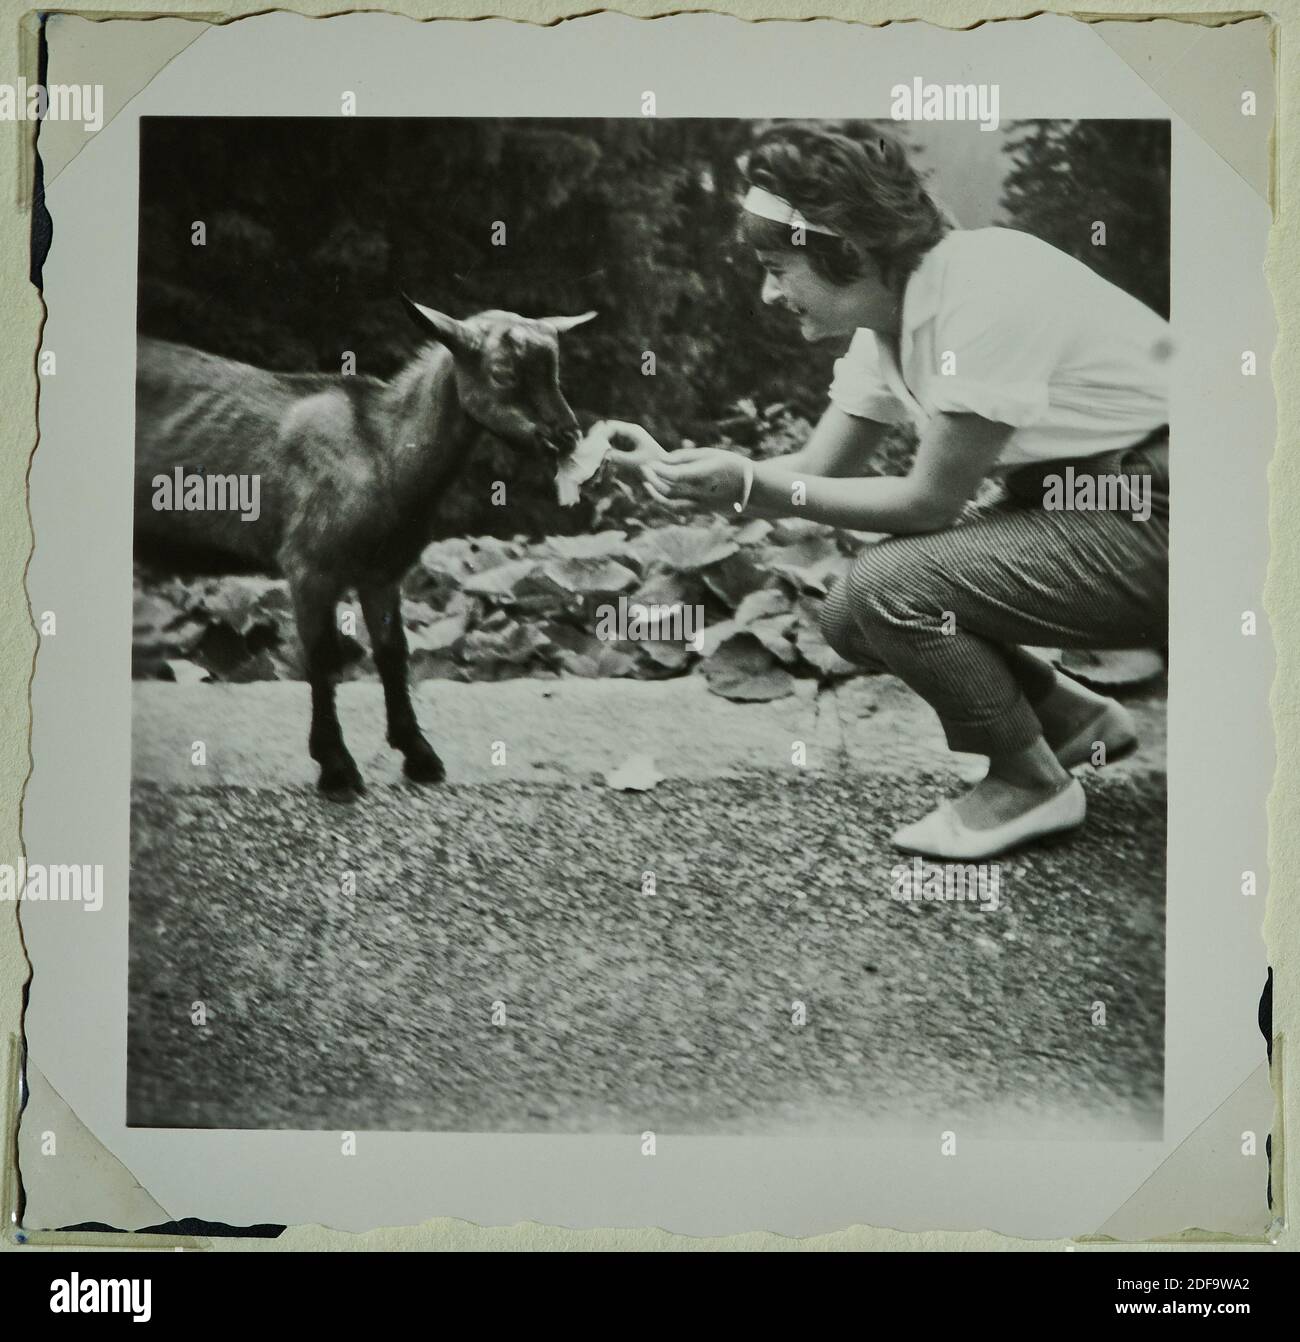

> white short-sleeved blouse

[{"left": 827, "top": 227, "right": 1171, "bottom": 469}]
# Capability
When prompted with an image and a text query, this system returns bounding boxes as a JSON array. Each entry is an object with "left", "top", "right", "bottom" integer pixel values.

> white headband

[{"left": 740, "top": 185, "right": 841, "bottom": 237}]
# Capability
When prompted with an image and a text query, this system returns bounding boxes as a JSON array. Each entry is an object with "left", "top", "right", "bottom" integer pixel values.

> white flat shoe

[
  {"left": 892, "top": 778, "right": 1086, "bottom": 860},
  {"left": 1053, "top": 699, "right": 1138, "bottom": 770}
]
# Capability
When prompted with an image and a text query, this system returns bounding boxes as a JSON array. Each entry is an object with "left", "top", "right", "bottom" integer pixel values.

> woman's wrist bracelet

[{"left": 733, "top": 459, "right": 755, "bottom": 514}]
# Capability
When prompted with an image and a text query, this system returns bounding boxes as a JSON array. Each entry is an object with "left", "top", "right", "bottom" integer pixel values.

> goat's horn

[
  {"left": 537, "top": 311, "right": 598, "bottom": 333},
  {"left": 400, "top": 294, "right": 477, "bottom": 354}
]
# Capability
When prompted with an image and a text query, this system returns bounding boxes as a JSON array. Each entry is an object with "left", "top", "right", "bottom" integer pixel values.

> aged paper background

[{"left": 0, "top": 2, "right": 1291, "bottom": 1250}]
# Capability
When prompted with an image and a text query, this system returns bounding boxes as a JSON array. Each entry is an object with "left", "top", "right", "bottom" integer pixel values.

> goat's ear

[
  {"left": 401, "top": 295, "right": 478, "bottom": 355},
  {"left": 538, "top": 310, "right": 598, "bottom": 334}
]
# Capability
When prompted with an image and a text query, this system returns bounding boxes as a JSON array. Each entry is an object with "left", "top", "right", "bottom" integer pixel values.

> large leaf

[
  {"left": 400, "top": 598, "right": 441, "bottom": 628},
  {"left": 164, "top": 659, "right": 212, "bottom": 685},
  {"left": 409, "top": 652, "right": 467, "bottom": 683},
  {"left": 701, "top": 550, "right": 771, "bottom": 609},
  {"left": 220, "top": 648, "right": 281, "bottom": 684},
  {"left": 732, "top": 518, "right": 773, "bottom": 547},
  {"left": 191, "top": 576, "right": 292, "bottom": 637},
  {"left": 1056, "top": 647, "right": 1165, "bottom": 689},
  {"left": 541, "top": 556, "right": 639, "bottom": 598},
  {"left": 192, "top": 615, "right": 309, "bottom": 679},
  {"left": 414, "top": 539, "right": 480, "bottom": 605},
  {"left": 422, "top": 535, "right": 520, "bottom": 574},
  {"left": 697, "top": 618, "right": 739, "bottom": 658},
  {"left": 459, "top": 621, "right": 551, "bottom": 679},
  {"left": 544, "top": 530, "right": 633, "bottom": 563},
  {"left": 417, "top": 537, "right": 523, "bottom": 606},
  {"left": 734, "top": 587, "right": 794, "bottom": 627},
  {"left": 461, "top": 558, "right": 544, "bottom": 600},
  {"left": 745, "top": 616, "right": 798, "bottom": 664},
  {"left": 632, "top": 523, "right": 738, "bottom": 573},
  {"left": 544, "top": 623, "right": 640, "bottom": 678},
  {"left": 628, "top": 569, "right": 708, "bottom": 611},
  {"left": 767, "top": 517, "right": 832, "bottom": 545},
  {"left": 634, "top": 640, "right": 693, "bottom": 676},
  {"left": 732, "top": 587, "right": 798, "bottom": 664},
  {"left": 516, "top": 569, "right": 583, "bottom": 618},
  {"left": 794, "top": 598, "right": 858, "bottom": 679},
  {"left": 703, "top": 632, "right": 797, "bottom": 701},
  {"left": 768, "top": 536, "right": 850, "bottom": 596},
  {"left": 168, "top": 618, "right": 211, "bottom": 656},
  {"left": 407, "top": 611, "right": 469, "bottom": 655},
  {"left": 133, "top": 592, "right": 189, "bottom": 657}
]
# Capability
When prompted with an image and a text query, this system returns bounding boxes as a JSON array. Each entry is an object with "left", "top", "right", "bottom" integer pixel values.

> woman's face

[{"left": 756, "top": 248, "right": 897, "bottom": 340}]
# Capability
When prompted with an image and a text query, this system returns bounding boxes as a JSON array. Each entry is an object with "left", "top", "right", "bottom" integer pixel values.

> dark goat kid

[{"left": 134, "top": 298, "right": 595, "bottom": 798}]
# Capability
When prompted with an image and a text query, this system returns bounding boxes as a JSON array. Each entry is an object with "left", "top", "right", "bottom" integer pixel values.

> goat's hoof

[
  {"left": 318, "top": 763, "right": 365, "bottom": 802},
  {"left": 403, "top": 748, "right": 446, "bottom": 785}
]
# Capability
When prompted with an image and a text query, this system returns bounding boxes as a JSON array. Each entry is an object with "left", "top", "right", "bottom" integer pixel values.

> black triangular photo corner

[
  {"left": 29, "top": 16, "right": 51, "bottom": 291},
  {"left": 57, "top": 1219, "right": 286, "bottom": 1239}
]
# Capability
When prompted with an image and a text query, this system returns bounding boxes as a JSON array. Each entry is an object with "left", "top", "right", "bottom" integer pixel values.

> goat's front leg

[
  {"left": 359, "top": 580, "right": 445, "bottom": 784},
  {"left": 291, "top": 572, "right": 365, "bottom": 800}
]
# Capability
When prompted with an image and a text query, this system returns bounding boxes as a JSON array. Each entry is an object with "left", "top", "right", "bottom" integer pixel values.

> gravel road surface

[{"left": 128, "top": 733, "right": 1165, "bottom": 1136}]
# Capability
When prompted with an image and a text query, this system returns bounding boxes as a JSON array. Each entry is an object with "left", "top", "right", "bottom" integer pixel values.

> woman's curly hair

[{"left": 739, "top": 123, "right": 954, "bottom": 292}]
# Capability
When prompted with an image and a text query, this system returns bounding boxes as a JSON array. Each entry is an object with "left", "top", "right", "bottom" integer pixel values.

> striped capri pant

[{"left": 818, "top": 432, "right": 1169, "bottom": 757}]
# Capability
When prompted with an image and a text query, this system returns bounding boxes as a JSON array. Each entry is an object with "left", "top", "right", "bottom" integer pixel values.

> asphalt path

[{"left": 127, "top": 681, "right": 1166, "bottom": 1136}]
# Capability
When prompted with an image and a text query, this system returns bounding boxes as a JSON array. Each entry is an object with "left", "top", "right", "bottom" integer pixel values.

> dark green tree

[
  {"left": 997, "top": 120, "right": 1170, "bottom": 318},
  {"left": 138, "top": 117, "right": 849, "bottom": 535}
]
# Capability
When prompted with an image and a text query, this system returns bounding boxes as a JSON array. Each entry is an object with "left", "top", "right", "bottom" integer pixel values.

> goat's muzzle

[{"left": 541, "top": 422, "right": 582, "bottom": 456}]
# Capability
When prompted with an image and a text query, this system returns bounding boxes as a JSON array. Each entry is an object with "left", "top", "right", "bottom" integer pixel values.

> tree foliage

[
  {"left": 138, "top": 117, "right": 1169, "bottom": 541},
  {"left": 140, "top": 118, "right": 848, "bottom": 531},
  {"left": 998, "top": 120, "right": 1170, "bottom": 318}
]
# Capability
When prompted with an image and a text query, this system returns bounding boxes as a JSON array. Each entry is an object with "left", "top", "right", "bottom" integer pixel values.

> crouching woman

[{"left": 608, "top": 124, "right": 1170, "bottom": 860}]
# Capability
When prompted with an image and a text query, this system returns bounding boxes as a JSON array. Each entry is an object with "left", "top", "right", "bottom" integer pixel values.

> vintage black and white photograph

[
  {"left": 125, "top": 110, "right": 1171, "bottom": 1137},
  {"left": 13, "top": 5, "right": 1277, "bottom": 1242}
]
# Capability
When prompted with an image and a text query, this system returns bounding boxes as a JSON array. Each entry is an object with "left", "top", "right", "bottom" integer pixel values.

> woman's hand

[
  {"left": 603, "top": 421, "right": 685, "bottom": 507},
  {"left": 647, "top": 447, "right": 747, "bottom": 509},
  {"left": 604, "top": 421, "right": 668, "bottom": 468}
]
